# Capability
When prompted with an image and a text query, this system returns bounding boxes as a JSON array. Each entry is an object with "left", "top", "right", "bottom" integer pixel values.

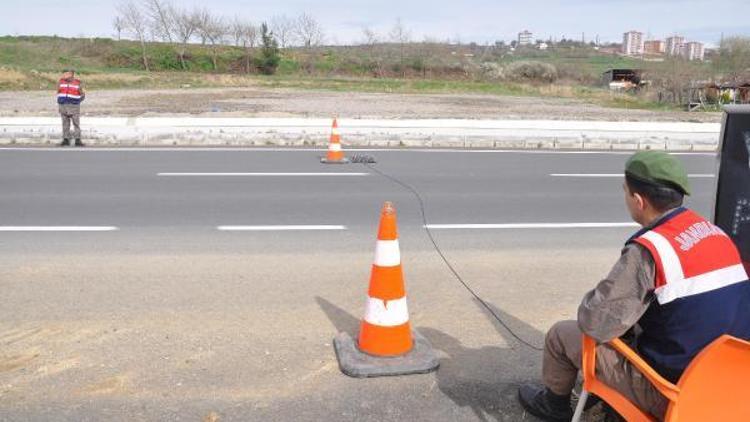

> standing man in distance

[
  {"left": 518, "top": 151, "right": 750, "bottom": 421},
  {"left": 57, "top": 69, "right": 85, "bottom": 147}
]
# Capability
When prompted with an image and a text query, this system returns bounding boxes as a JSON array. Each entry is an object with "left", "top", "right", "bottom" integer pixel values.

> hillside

[{"left": 0, "top": 35, "right": 715, "bottom": 111}]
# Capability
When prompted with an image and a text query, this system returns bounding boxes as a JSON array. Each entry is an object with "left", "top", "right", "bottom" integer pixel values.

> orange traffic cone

[
  {"left": 320, "top": 118, "right": 349, "bottom": 164},
  {"left": 332, "top": 201, "right": 439, "bottom": 378},
  {"left": 358, "top": 202, "right": 413, "bottom": 356}
]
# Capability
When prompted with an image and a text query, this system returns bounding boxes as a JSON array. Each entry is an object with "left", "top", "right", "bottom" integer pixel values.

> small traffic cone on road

[
  {"left": 320, "top": 118, "right": 349, "bottom": 164},
  {"left": 333, "top": 202, "right": 439, "bottom": 378}
]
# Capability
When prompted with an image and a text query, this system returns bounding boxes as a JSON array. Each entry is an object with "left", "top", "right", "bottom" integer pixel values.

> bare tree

[
  {"left": 241, "top": 23, "right": 258, "bottom": 48},
  {"left": 173, "top": 7, "right": 199, "bottom": 70},
  {"left": 193, "top": 8, "right": 211, "bottom": 44},
  {"left": 647, "top": 58, "right": 706, "bottom": 105},
  {"left": 389, "top": 18, "right": 411, "bottom": 77},
  {"left": 360, "top": 27, "right": 384, "bottom": 77},
  {"left": 413, "top": 40, "right": 439, "bottom": 79},
  {"left": 230, "top": 16, "right": 245, "bottom": 47},
  {"left": 196, "top": 11, "right": 228, "bottom": 70},
  {"left": 117, "top": 1, "right": 150, "bottom": 71},
  {"left": 294, "top": 13, "right": 324, "bottom": 48},
  {"left": 270, "top": 14, "right": 295, "bottom": 48},
  {"left": 717, "top": 37, "right": 750, "bottom": 82},
  {"left": 142, "top": 0, "right": 175, "bottom": 43},
  {"left": 112, "top": 16, "right": 125, "bottom": 40},
  {"left": 361, "top": 27, "right": 379, "bottom": 46},
  {"left": 389, "top": 18, "right": 411, "bottom": 45},
  {"left": 239, "top": 22, "right": 258, "bottom": 73}
]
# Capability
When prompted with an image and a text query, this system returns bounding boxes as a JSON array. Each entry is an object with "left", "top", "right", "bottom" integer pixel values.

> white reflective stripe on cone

[
  {"left": 641, "top": 231, "right": 685, "bottom": 284},
  {"left": 655, "top": 264, "right": 749, "bottom": 305},
  {"left": 364, "top": 296, "right": 409, "bottom": 327},
  {"left": 374, "top": 239, "right": 400, "bottom": 267},
  {"left": 332, "top": 129, "right": 340, "bottom": 135},
  {"left": 328, "top": 143, "right": 342, "bottom": 151}
]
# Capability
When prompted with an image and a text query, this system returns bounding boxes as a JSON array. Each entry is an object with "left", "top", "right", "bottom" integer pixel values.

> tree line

[
  {"left": 112, "top": 2, "right": 426, "bottom": 75},
  {"left": 113, "top": 0, "right": 327, "bottom": 73}
]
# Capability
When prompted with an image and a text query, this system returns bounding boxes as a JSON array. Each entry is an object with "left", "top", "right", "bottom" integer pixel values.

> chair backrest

[{"left": 665, "top": 335, "right": 750, "bottom": 421}]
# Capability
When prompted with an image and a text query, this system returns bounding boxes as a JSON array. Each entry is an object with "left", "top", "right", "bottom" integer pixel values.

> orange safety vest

[
  {"left": 57, "top": 78, "right": 83, "bottom": 104},
  {"left": 628, "top": 208, "right": 750, "bottom": 381}
]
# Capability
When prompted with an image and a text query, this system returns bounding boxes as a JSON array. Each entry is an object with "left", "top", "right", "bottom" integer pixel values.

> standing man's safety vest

[
  {"left": 57, "top": 78, "right": 83, "bottom": 105},
  {"left": 628, "top": 208, "right": 750, "bottom": 381}
]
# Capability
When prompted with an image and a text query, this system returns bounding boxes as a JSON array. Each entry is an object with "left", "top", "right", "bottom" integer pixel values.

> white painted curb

[{"left": 0, "top": 117, "right": 720, "bottom": 151}]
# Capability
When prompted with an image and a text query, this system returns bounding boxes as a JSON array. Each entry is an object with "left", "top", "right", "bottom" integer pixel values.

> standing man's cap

[
  {"left": 625, "top": 150, "right": 691, "bottom": 195},
  {"left": 62, "top": 68, "right": 75, "bottom": 73}
]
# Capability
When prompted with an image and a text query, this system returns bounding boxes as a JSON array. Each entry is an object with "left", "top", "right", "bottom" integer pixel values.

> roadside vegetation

[{"left": 1, "top": 0, "right": 748, "bottom": 112}]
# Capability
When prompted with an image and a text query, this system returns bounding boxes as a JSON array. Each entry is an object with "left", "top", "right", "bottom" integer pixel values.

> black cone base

[{"left": 333, "top": 330, "right": 439, "bottom": 378}]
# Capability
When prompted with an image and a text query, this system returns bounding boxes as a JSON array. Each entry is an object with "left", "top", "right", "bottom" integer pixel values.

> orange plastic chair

[{"left": 571, "top": 334, "right": 750, "bottom": 422}]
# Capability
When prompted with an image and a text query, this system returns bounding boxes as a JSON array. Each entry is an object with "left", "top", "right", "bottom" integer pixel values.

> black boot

[
  {"left": 518, "top": 383, "right": 573, "bottom": 422},
  {"left": 74, "top": 138, "right": 85, "bottom": 147},
  {"left": 59, "top": 138, "right": 70, "bottom": 147}
]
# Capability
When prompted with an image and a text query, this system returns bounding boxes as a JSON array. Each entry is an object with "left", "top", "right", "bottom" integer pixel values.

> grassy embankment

[{"left": 0, "top": 35, "right": 678, "bottom": 111}]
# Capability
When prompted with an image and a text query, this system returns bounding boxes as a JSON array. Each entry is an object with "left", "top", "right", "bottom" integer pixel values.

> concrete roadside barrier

[{"left": 0, "top": 117, "right": 721, "bottom": 151}]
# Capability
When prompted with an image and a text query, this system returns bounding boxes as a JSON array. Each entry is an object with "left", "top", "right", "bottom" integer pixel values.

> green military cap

[{"left": 625, "top": 150, "right": 691, "bottom": 195}]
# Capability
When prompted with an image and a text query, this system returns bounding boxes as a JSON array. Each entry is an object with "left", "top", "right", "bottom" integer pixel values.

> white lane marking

[
  {"left": 550, "top": 173, "right": 714, "bottom": 178},
  {"left": 158, "top": 172, "right": 368, "bottom": 177},
  {"left": 0, "top": 147, "right": 716, "bottom": 156},
  {"left": 217, "top": 225, "right": 347, "bottom": 231},
  {"left": 0, "top": 226, "right": 119, "bottom": 232},
  {"left": 426, "top": 223, "right": 639, "bottom": 230}
]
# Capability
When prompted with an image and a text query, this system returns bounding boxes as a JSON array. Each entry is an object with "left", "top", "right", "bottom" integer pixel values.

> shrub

[
  {"left": 150, "top": 45, "right": 181, "bottom": 71},
  {"left": 504, "top": 61, "right": 558, "bottom": 83},
  {"left": 479, "top": 62, "right": 504, "bottom": 81}
]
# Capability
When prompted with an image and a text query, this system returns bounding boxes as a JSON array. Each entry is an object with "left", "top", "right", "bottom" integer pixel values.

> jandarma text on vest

[{"left": 675, "top": 222, "right": 727, "bottom": 252}]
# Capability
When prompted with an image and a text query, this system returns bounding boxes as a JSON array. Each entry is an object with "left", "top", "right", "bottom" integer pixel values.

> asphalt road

[{"left": 0, "top": 148, "right": 718, "bottom": 421}]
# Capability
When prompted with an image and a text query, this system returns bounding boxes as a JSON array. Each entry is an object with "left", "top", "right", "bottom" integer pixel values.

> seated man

[{"left": 518, "top": 151, "right": 750, "bottom": 421}]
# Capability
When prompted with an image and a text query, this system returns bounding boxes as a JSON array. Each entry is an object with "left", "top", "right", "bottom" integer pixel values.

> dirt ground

[{"left": 0, "top": 87, "right": 721, "bottom": 122}]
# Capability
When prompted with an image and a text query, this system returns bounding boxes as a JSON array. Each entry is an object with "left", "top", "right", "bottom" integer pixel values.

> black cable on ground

[{"left": 361, "top": 159, "right": 544, "bottom": 352}]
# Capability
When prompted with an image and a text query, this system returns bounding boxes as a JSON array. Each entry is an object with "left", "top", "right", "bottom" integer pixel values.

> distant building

[
  {"left": 644, "top": 40, "right": 666, "bottom": 55},
  {"left": 537, "top": 42, "right": 549, "bottom": 50},
  {"left": 518, "top": 30, "right": 533, "bottom": 46},
  {"left": 684, "top": 41, "right": 705, "bottom": 61},
  {"left": 666, "top": 36, "right": 685, "bottom": 56},
  {"left": 622, "top": 31, "right": 644, "bottom": 56}
]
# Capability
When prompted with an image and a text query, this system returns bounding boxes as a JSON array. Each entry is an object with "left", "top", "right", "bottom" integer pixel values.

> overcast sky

[{"left": 2, "top": 0, "right": 748, "bottom": 46}]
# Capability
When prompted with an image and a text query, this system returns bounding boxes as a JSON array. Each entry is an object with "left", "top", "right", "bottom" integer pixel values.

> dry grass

[
  {"left": 0, "top": 65, "right": 675, "bottom": 111},
  {"left": 0, "top": 67, "right": 30, "bottom": 86},
  {"left": 83, "top": 73, "right": 149, "bottom": 84},
  {"left": 203, "top": 411, "right": 221, "bottom": 422},
  {"left": 202, "top": 74, "right": 259, "bottom": 87}
]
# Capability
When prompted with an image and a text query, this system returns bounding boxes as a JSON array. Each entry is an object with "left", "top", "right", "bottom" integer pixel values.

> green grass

[{"left": 0, "top": 35, "right": 688, "bottom": 112}]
